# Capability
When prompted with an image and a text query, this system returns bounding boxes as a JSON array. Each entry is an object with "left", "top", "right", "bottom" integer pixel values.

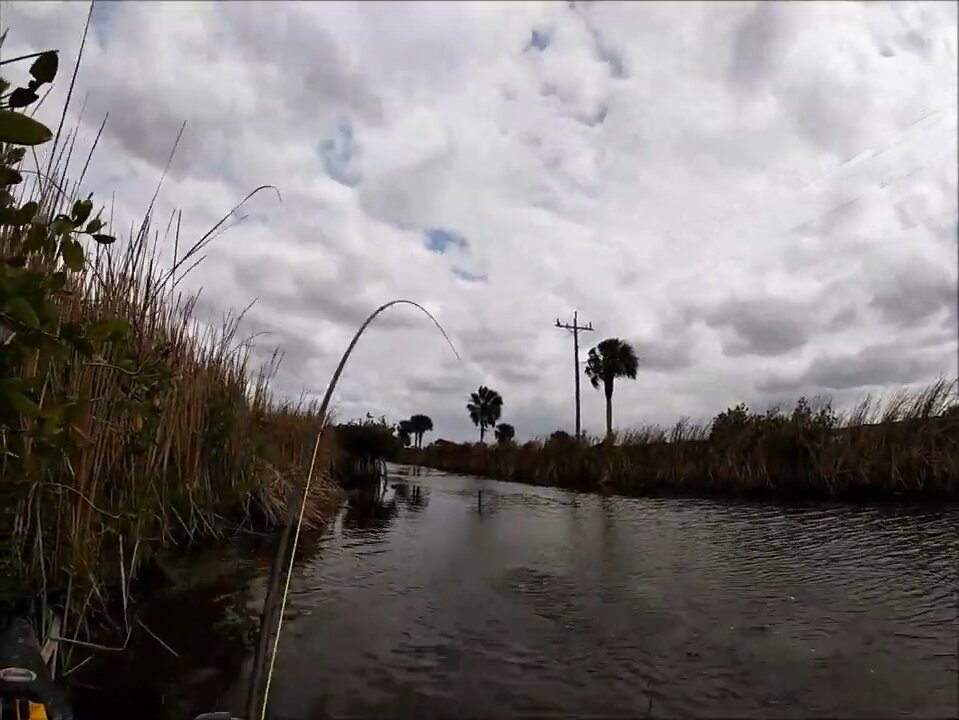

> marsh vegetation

[
  {"left": 407, "top": 380, "right": 959, "bottom": 502},
  {"left": 0, "top": 37, "right": 339, "bottom": 671}
]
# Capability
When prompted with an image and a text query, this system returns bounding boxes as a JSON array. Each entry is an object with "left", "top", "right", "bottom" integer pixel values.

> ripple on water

[{"left": 267, "top": 473, "right": 959, "bottom": 719}]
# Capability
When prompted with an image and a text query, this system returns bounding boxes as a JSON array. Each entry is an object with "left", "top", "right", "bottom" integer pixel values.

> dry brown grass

[
  {"left": 405, "top": 380, "right": 959, "bottom": 502},
  {"left": 0, "top": 122, "right": 339, "bottom": 654}
]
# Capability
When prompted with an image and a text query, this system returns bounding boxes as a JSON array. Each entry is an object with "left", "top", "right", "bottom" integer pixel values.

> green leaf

[
  {"left": 0, "top": 201, "right": 37, "bottom": 226},
  {"left": 71, "top": 198, "right": 93, "bottom": 225},
  {"left": 0, "top": 110, "right": 53, "bottom": 146},
  {"left": 7, "top": 391, "right": 39, "bottom": 417},
  {"left": 33, "top": 332, "right": 67, "bottom": 361},
  {"left": 0, "top": 167, "right": 21, "bottom": 185},
  {"left": 84, "top": 216, "right": 103, "bottom": 234},
  {"left": 29, "top": 51, "right": 58, "bottom": 85},
  {"left": 72, "top": 337, "right": 94, "bottom": 357},
  {"left": 59, "top": 322, "right": 94, "bottom": 357},
  {"left": 23, "top": 223, "right": 48, "bottom": 252},
  {"left": 59, "top": 321, "right": 84, "bottom": 343},
  {"left": 50, "top": 216, "right": 74, "bottom": 236},
  {"left": 60, "top": 238, "right": 85, "bottom": 271},
  {"left": 92, "top": 233, "right": 116, "bottom": 245},
  {"left": 0, "top": 377, "right": 26, "bottom": 394},
  {"left": 88, "top": 318, "right": 129, "bottom": 342},
  {"left": 5, "top": 297, "right": 40, "bottom": 329},
  {"left": 39, "top": 402, "right": 65, "bottom": 424},
  {"left": 40, "top": 416, "right": 64, "bottom": 437},
  {"left": 61, "top": 399, "right": 84, "bottom": 423},
  {"left": 17, "top": 201, "right": 38, "bottom": 223},
  {"left": 5, "top": 147, "right": 25, "bottom": 165},
  {"left": 7, "top": 88, "right": 39, "bottom": 109},
  {"left": 48, "top": 271, "right": 67, "bottom": 292}
]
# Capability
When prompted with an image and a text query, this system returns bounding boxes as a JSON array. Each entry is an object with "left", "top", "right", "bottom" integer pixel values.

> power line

[
  {"left": 679, "top": 102, "right": 957, "bottom": 266},
  {"left": 555, "top": 311, "right": 595, "bottom": 440}
]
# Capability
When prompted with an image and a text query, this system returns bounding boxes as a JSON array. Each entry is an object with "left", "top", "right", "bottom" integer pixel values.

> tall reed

[{"left": 0, "top": 38, "right": 339, "bottom": 664}]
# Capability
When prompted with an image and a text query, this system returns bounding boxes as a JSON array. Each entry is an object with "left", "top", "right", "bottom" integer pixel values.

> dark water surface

[{"left": 80, "top": 466, "right": 959, "bottom": 719}]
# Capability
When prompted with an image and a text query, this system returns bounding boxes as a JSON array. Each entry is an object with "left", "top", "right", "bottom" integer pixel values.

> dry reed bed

[
  {"left": 0, "top": 126, "right": 339, "bottom": 655},
  {"left": 405, "top": 381, "right": 959, "bottom": 502}
]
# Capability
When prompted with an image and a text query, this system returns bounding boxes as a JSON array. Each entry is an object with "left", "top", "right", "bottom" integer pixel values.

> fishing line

[
  {"left": 796, "top": 101, "right": 956, "bottom": 193},
  {"left": 687, "top": 101, "right": 957, "bottom": 269},
  {"left": 689, "top": 126, "right": 956, "bottom": 276}
]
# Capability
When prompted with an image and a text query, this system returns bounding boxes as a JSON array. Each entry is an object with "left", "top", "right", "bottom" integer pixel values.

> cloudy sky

[{"left": 5, "top": 1, "right": 957, "bottom": 441}]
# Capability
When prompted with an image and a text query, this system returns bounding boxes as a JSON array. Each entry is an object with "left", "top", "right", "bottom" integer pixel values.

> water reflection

[
  {"left": 391, "top": 481, "right": 430, "bottom": 512},
  {"left": 68, "top": 540, "right": 262, "bottom": 720},
  {"left": 73, "top": 468, "right": 959, "bottom": 719},
  {"left": 272, "top": 469, "right": 959, "bottom": 719},
  {"left": 343, "top": 481, "right": 399, "bottom": 533}
]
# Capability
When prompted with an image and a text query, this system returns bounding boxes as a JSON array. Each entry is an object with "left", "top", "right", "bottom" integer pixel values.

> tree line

[{"left": 396, "top": 335, "right": 640, "bottom": 445}]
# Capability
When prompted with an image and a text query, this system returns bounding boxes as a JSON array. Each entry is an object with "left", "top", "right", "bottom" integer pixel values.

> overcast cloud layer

[{"left": 5, "top": 1, "right": 957, "bottom": 441}]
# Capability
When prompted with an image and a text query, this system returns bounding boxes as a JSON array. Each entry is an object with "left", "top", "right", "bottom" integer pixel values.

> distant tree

[
  {"left": 397, "top": 419, "right": 414, "bottom": 448},
  {"left": 494, "top": 422, "right": 515, "bottom": 445},
  {"left": 709, "top": 403, "right": 751, "bottom": 441},
  {"left": 334, "top": 414, "right": 403, "bottom": 486},
  {"left": 790, "top": 396, "right": 838, "bottom": 432},
  {"left": 467, "top": 385, "right": 503, "bottom": 443},
  {"left": 408, "top": 414, "right": 434, "bottom": 448},
  {"left": 547, "top": 430, "right": 574, "bottom": 448},
  {"left": 584, "top": 338, "right": 639, "bottom": 439}
]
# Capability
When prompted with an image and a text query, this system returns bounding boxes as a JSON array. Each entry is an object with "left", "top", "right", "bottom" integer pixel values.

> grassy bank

[
  {"left": 404, "top": 382, "right": 959, "bottom": 503},
  {"left": 0, "top": 44, "right": 339, "bottom": 659}
]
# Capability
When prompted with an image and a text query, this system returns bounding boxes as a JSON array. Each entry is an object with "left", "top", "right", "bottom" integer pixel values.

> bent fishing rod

[{"left": 244, "top": 299, "right": 460, "bottom": 720}]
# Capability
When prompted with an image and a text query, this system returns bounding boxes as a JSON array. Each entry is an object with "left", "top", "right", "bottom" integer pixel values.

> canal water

[{"left": 76, "top": 466, "right": 958, "bottom": 719}]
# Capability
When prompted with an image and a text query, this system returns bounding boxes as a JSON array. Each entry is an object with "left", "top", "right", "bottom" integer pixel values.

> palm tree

[
  {"left": 467, "top": 386, "right": 503, "bottom": 443},
  {"left": 408, "top": 414, "right": 434, "bottom": 448},
  {"left": 584, "top": 337, "right": 639, "bottom": 439},
  {"left": 494, "top": 422, "right": 515, "bottom": 445}
]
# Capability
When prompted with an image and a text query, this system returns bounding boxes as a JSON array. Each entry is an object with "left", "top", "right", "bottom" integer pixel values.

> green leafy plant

[
  {"left": 333, "top": 414, "right": 403, "bottom": 487},
  {"left": 0, "top": 51, "right": 118, "bottom": 469},
  {"left": 0, "top": 48, "right": 127, "bottom": 611},
  {"left": 0, "top": 32, "right": 341, "bottom": 669}
]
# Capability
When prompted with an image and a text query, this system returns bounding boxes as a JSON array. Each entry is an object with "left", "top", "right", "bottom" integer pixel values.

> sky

[{"left": 3, "top": 0, "right": 957, "bottom": 442}]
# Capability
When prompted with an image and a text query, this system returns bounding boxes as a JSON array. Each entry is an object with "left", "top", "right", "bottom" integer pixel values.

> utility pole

[{"left": 555, "top": 311, "right": 594, "bottom": 440}]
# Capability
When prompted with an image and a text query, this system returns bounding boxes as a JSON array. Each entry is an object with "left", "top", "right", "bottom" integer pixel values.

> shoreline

[
  {"left": 401, "top": 404, "right": 959, "bottom": 506},
  {"left": 400, "top": 463, "right": 959, "bottom": 510},
  {"left": 0, "top": 44, "right": 343, "bottom": 676}
]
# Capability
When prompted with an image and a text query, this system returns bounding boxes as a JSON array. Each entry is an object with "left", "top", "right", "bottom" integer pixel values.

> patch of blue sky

[
  {"left": 320, "top": 116, "right": 361, "bottom": 187},
  {"left": 451, "top": 267, "right": 487, "bottom": 283},
  {"left": 91, "top": 2, "right": 117, "bottom": 48},
  {"left": 526, "top": 29, "right": 552, "bottom": 52},
  {"left": 424, "top": 227, "right": 469, "bottom": 254}
]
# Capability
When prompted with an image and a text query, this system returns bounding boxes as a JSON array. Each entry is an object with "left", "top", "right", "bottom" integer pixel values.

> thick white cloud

[{"left": 4, "top": 0, "right": 956, "bottom": 441}]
